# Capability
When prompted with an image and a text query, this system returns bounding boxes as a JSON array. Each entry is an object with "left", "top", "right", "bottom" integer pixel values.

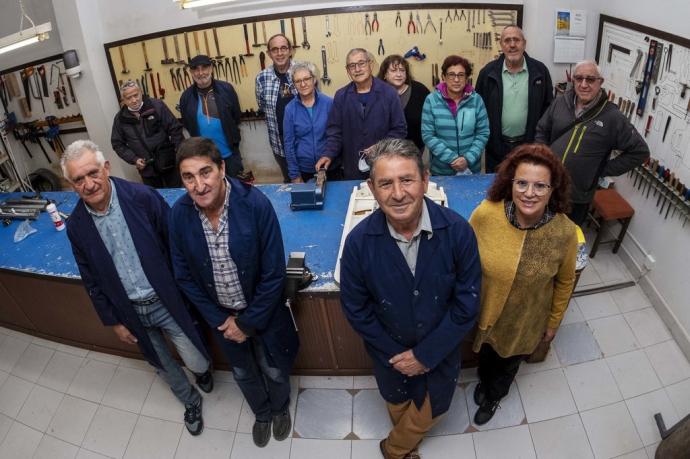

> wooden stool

[{"left": 588, "top": 189, "right": 634, "bottom": 258}]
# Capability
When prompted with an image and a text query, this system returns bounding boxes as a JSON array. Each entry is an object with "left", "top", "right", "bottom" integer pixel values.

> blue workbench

[{"left": 0, "top": 175, "right": 493, "bottom": 289}]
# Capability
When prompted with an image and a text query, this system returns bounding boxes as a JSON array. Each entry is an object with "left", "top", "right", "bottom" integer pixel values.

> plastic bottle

[{"left": 46, "top": 203, "right": 65, "bottom": 231}]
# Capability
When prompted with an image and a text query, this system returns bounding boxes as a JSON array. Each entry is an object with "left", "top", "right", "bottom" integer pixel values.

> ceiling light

[
  {"left": 176, "top": 0, "right": 239, "bottom": 9},
  {"left": 0, "top": 1, "right": 51, "bottom": 56}
]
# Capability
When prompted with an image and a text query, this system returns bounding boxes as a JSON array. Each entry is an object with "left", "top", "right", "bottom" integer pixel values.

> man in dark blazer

[
  {"left": 340, "top": 138, "right": 481, "bottom": 459},
  {"left": 169, "top": 137, "right": 298, "bottom": 448},
  {"left": 62, "top": 139, "right": 213, "bottom": 436}
]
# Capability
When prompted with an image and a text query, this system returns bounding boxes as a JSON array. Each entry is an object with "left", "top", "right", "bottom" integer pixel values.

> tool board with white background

[{"left": 596, "top": 14, "right": 690, "bottom": 185}]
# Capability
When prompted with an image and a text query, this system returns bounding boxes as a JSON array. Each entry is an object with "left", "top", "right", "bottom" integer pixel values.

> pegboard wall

[
  {"left": 104, "top": 4, "right": 522, "bottom": 117},
  {"left": 596, "top": 15, "right": 690, "bottom": 185}
]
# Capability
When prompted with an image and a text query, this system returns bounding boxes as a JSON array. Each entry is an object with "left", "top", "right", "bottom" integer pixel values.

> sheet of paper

[{"left": 553, "top": 36, "right": 585, "bottom": 63}]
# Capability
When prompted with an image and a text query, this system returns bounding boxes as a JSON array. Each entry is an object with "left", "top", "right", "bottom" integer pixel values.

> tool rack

[{"left": 629, "top": 162, "right": 690, "bottom": 227}]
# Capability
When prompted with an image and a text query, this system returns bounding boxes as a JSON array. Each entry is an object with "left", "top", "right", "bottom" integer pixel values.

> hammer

[{"left": 242, "top": 24, "right": 254, "bottom": 57}]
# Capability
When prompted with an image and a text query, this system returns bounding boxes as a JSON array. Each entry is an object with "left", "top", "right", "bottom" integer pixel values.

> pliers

[
  {"left": 224, "top": 58, "right": 232, "bottom": 82},
  {"left": 395, "top": 11, "right": 402, "bottom": 28},
  {"left": 371, "top": 12, "right": 379, "bottom": 32},
  {"left": 231, "top": 56, "right": 241, "bottom": 84},
  {"left": 424, "top": 13, "right": 437, "bottom": 34},
  {"left": 239, "top": 55, "right": 248, "bottom": 78},
  {"left": 407, "top": 12, "right": 416, "bottom": 34},
  {"left": 457, "top": 9, "right": 465, "bottom": 21},
  {"left": 445, "top": 10, "right": 453, "bottom": 23},
  {"left": 377, "top": 38, "right": 385, "bottom": 56},
  {"left": 364, "top": 13, "right": 372, "bottom": 35}
]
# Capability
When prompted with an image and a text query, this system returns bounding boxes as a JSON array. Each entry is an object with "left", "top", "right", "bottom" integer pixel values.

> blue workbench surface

[{"left": 0, "top": 175, "right": 492, "bottom": 289}]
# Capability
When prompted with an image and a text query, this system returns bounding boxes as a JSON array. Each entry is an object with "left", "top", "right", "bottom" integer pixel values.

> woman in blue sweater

[
  {"left": 421, "top": 55, "right": 490, "bottom": 175},
  {"left": 283, "top": 61, "right": 334, "bottom": 182}
]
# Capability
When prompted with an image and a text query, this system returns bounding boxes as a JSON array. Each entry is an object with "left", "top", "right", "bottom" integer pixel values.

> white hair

[
  {"left": 574, "top": 60, "right": 602, "bottom": 77},
  {"left": 290, "top": 60, "right": 320, "bottom": 81},
  {"left": 60, "top": 139, "right": 106, "bottom": 179}
]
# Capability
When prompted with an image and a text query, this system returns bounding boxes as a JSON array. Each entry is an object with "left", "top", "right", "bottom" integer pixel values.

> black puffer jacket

[{"left": 111, "top": 97, "right": 183, "bottom": 177}]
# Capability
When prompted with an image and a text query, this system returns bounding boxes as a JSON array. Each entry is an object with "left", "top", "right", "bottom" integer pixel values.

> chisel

[{"left": 119, "top": 46, "right": 130, "bottom": 74}]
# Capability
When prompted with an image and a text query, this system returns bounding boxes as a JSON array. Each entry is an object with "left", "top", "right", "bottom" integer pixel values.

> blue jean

[
  {"left": 214, "top": 330, "right": 290, "bottom": 422},
  {"left": 134, "top": 300, "right": 209, "bottom": 406}
]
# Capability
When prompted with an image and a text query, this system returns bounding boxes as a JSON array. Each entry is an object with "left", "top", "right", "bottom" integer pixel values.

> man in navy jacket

[
  {"left": 169, "top": 137, "right": 298, "bottom": 448},
  {"left": 62, "top": 140, "right": 213, "bottom": 436},
  {"left": 340, "top": 138, "right": 480, "bottom": 459}
]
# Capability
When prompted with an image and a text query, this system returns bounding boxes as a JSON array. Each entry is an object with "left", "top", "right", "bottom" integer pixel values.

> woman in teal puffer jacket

[{"left": 421, "top": 55, "right": 490, "bottom": 175}]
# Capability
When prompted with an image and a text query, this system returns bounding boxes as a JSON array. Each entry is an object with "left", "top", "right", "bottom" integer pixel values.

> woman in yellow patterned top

[{"left": 468, "top": 144, "right": 578, "bottom": 425}]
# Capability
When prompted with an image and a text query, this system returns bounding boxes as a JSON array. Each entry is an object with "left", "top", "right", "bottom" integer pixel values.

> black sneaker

[
  {"left": 272, "top": 411, "right": 291, "bottom": 441},
  {"left": 473, "top": 383, "right": 486, "bottom": 406},
  {"left": 474, "top": 399, "right": 500, "bottom": 426},
  {"left": 195, "top": 370, "right": 214, "bottom": 393},
  {"left": 184, "top": 398, "right": 204, "bottom": 436},
  {"left": 252, "top": 420, "right": 271, "bottom": 447}
]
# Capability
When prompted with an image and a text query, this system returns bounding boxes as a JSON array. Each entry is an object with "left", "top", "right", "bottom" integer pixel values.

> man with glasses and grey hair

[
  {"left": 535, "top": 59, "right": 649, "bottom": 225},
  {"left": 62, "top": 140, "right": 214, "bottom": 436},
  {"left": 340, "top": 138, "right": 480, "bottom": 459},
  {"left": 315, "top": 48, "right": 407, "bottom": 180},
  {"left": 255, "top": 33, "right": 297, "bottom": 182},
  {"left": 111, "top": 79, "right": 183, "bottom": 187}
]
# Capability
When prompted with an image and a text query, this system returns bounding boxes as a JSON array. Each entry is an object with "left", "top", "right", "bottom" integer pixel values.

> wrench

[
  {"left": 301, "top": 17, "right": 311, "bottom": 49},
  {"left": 320, "top": 46, "right": 331, "bottom": 85}
]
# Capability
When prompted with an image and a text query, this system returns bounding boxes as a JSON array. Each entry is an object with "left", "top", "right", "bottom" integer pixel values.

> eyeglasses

[
  {"left": 269, "top": 46, "right": 290, "bottom": 54},
  {"left": 573, "top": 75, "right": 603, "bottom": 84},
  {"left": 346, "top": 60, "right": 370, "bottom": 71},
  {"left": 293, "top": 76, "right": 314, "bottom": 86},
  {"left": 445, "top": 72, "right": 466, "bottom": 80},
  {"left": 512, "top": 179, "right": 552, "bottom": 196}
]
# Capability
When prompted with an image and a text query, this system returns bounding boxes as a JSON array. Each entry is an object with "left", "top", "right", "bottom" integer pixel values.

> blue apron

[{"left": 196, "top": 95, "right": 232, "bottom": 158}]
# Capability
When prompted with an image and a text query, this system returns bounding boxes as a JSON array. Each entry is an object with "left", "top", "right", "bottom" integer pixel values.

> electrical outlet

[{"left": 644, "top": 254, "right": 656, "bottom": 270}]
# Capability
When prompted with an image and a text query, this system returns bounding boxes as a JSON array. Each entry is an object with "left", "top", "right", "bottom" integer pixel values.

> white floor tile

[
  {"left": 230, "top": 432, "right": 291, "bottom": 458},
  {"left": 0, "top": 421, "right": 42, "bottom": 459},
  {"left": 140, "top": 374, "right": 185, "bottom": 423},
  {"left": 0, "top": 370, "right": 7, "bottom": 388},
  {"left": 82, "top": 405, "right": 138, "bottom": 458},
  {"left": 529, "top": 413, "right": 594, "bottom": 459},
  {"left": 124, "top": 415, "right": 182, "bottom": 459},
  {"left": 589, "top": 251, "right": 631, "bottom": 283},
  {"left": 202, "top": 381, "right": 244, "bottom": 431},
  {"left": 517, "top": 368, "right": 577, "bottom": 423},
  {"left": 0, "top": 374, "right": 33, "bottom": 418},
  {"left": 351, "top": 439, "right": 384, "bottom": 459},
  {"left": 16, "top": 384, "right": 64, "bottom": 432},
  {"left": 645, "top": 442, "right": 658, "bottom": 458},
  {"left": 665, "top": 378, "right": 690, "bottom": 418},
  {"left": 0, "top": 335, "right": 30, "bottom": 373},
  {"left": 101, "top": 366, "right": 155, "bottom": 414},
  {"left": 615, "top": 449, "right": 649, "bottom": 459},
  {"left": 466, "top": 381, "right": 525, "bottom": 431},
  {"left": 47, "top": 394, "right": 98, "bottom": 446},
  {"left": 30, "top": 336, "right": 60, "bottom": 350},
  {"left": 294, "top": 389, "right": 352, "bottom": 439},
  {"left": 576, "top": 292, "right": 621, "bottom": 320},
  {"left": 10, "top": 344, "right": 54, "bottom": 382},
  {"left": 610, "top": 286, "right": 651, "bottom": 313},
  {"left": 237, "top": 379, "right": 298, "bottom": 435},
  {"left": 517, "top": 347, "right": 561, "bottom": 376},
  {"left": 625, "top": 389, "right": 679, "bottom": 446},
  {"left": 118, "top": 357, "right": 155, "bottom": 373},
  {"left": 565, "top": 359, "right": 622, "bottom": 411},
  {"left": 352, "top": 389, "right": 391, "bottom": 440},
  {"left": 644, "top": 340, "right": 690, "bottom": 386},
  {"left": 459, "top": 366, "right": 479, "bottom": 383},
  {"left": 67, "top": 359, "right": 117, "bottom": 403},
  {"left": 33, "top": 434, "right": 79, "bottom": 459},
  {"left": 176, "top": 427, "right": 235, "bottom": 458},
  {"left": 0, "top": 413, "right": 12, "bottom": 445},
  {"left": 606, "top": 350, "right": 662, "bottom": 399},
  {"left": 419, "top": 433, "right": 476, "bottom": 459},
  {"left": 561, "top": 300, "right": 586, "bottom": 325},
  {"left": 623, "top": 308, "right": 672, "bottom": 347},
  {"left": 76, "top": 448, "right": 110, "bottom": 459},
  {"left": 55, "top": 343, "right": 89, "bottom": 357},
  {"left": 353, "top": 376, "right": 378, "bottom": 389},
  {"left": 298, "top": 376, "right": 353, "bottom": 389},
  {"left": 576, "top": 265, "right": 603, "bottom": 287},
  {"left": 473, "top": 424, "right": 536, "bottom": 459},
  {"left": 553, "top": 322, "right": 602, "bottom": 366},
  {"left": 86, "top": 351, "right": 122, "bottom": 366},
  {"left": 580, "top": 402, "right": 642, "bottom": 459},
  {"left": 289, "top": 438, "right": 351, "bottom": 459},
  {"left": 429, "top": 385, "right": 470, "bottom": 436},
  {"left": 588, "top": 315, "right": 638, "bottom": 358},
  {"left": 37, "top": 351, "right": 84, "bottom": 393}
]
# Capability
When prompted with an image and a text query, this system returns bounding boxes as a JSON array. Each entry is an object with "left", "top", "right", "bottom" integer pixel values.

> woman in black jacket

[{"left": 377, "top": 55, "right": 429, "bottom": 153}]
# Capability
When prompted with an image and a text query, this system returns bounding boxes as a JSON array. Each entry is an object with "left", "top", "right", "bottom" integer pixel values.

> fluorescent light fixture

[
  {"left": 0, "top": 21, "right": 51, "bottom": 56},
  {"left": 176, "top": 0, "right": 238, "bottom": 9}
]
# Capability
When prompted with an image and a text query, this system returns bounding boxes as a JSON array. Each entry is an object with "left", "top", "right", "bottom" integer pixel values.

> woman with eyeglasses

[
  {"left": 377, "top": 55, "right": 429, "bottom": 153},
  {"left": 468, "top": 144, "right": 578, "bottom": 426},
  {"left": 421, "top": 55, "right": 489, "bottom": 175},
  {"left": 282, "top": 61, "right": 335, "bottom": 182}
]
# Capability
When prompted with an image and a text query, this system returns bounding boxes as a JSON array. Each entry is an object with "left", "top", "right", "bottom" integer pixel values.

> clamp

[
  {"left": 407, "top": 12, "right": 416, "bottom": 34},
  {"left": 364, "top": 13, "right": 372, "bottom": 35},
  {"left": 371, "top": 12, "right": 379, "bottom": 32}
]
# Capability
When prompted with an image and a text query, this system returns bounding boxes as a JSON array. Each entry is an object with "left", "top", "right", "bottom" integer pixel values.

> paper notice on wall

[
  {"left": 556, "top": 9, "right": 587, "bottom": 37},
  {"left": 553, "top": 36, "right": 585, "bottom": 63}
]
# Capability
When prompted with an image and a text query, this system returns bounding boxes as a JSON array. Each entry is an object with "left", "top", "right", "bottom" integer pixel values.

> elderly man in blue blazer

[
  {"left": 340, "top": 138, "right": 481, "bottom": 459},
  {"left": 62, "top": 140, "right": 213, "bottom": 437},
  {"left": 169, "top": 137, "right": 298, "bottom": 449}
]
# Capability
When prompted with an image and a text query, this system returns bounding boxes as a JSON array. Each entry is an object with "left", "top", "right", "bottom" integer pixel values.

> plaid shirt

[
  {"left": 504, "top": 200, "right": 555, "bottom": 229},
  {"left": 255, "top": 62, "right": 297, "bottom": 157},
  {"left": 196, "top": 179, "right": 247, "bottom": 311}
]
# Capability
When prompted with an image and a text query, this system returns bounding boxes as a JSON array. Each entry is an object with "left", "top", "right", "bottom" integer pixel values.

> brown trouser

[{"left": 382, "top": 393, "right": 441, "bottom": 459}]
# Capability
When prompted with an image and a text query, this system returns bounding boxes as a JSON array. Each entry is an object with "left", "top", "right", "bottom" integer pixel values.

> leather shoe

[
  {"left": 473, "top": 382, "right": 486, "bottom": 406},
  {"left": 252, "top": 420, "right": 271, "bottom": 447},
  {"left": 474, "top": 399, "right": 500, "bottom": 426},
  {"left": 379, "top": 439, "right": 394, "bottom": 459},
  {"left": 272, "top": 411, "right": 291, "bottom": 441}
]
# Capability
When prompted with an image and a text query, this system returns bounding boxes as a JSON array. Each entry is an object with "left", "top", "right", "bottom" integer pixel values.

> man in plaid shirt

[{"left": 255, "top": 33, "right": 297, "bottom": 183}]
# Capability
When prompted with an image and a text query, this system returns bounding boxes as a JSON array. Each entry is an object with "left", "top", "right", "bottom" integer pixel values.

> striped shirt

[{"left": 196, "top": 179, "right": 247, "bottom": 310}]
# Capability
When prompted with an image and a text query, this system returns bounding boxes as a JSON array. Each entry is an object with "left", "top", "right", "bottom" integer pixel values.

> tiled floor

[{"left": 0, "top": 252, "right": 689, "bottom": 458}]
